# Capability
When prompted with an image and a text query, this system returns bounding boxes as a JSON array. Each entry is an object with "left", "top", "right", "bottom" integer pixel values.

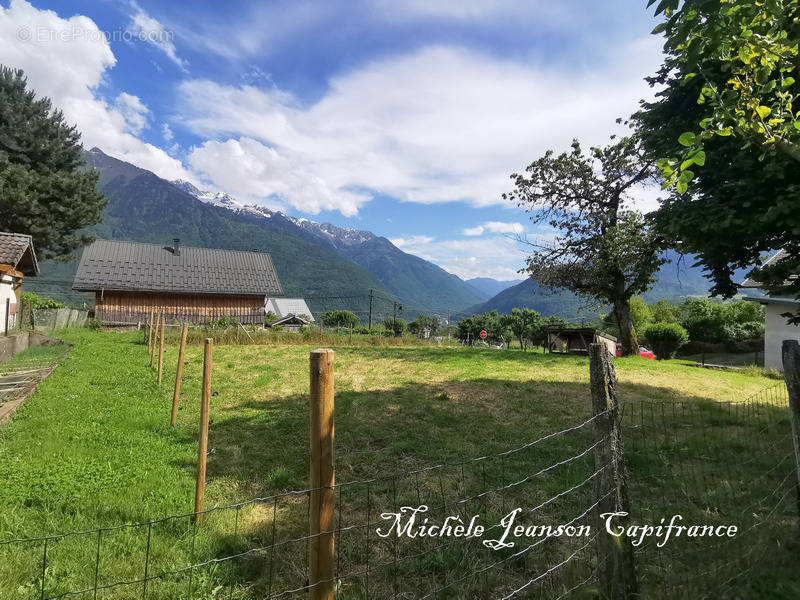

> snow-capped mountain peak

[{"left": 171, "top": 180, "right": 376, "bottom": 247}]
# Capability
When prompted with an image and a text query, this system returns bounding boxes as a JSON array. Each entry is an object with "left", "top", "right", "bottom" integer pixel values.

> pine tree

[{"left": 0, "top": 66, "right": 106, "bottom": 259}]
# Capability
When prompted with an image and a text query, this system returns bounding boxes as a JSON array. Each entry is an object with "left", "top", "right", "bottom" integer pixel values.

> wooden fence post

[
  {"left": 782, "top": 340, "right": 800, "bottom": 512},
  {"left": 171, "top": 323, "right": 189, "bottom": 426},
  {"left": 589, "top": 343, "right": 638, "bottom": 600},
  {"left": 150, "top": 311, "right": 160, "bottom": 368},
  {"left": 309, "top": 349, "right": 335, "bottom": 600},
  {"left": 195, "top": 338, "right": 213, "bottom": 521},
  {"left": 157, "top": 314, "right": 166, "bottom": 386},
  {"left": 147, "top": 309, "right": 154, "bottom": 351}
]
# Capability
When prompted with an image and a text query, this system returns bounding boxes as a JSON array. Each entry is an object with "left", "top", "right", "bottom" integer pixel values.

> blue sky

[{"left": 0, "top": 0, "right": 665, "bottom": 280}]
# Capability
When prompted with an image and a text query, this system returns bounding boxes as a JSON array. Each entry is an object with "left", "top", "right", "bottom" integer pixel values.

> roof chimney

[{"left": 173, "top": 238, "right": 180, "bottom": 256}]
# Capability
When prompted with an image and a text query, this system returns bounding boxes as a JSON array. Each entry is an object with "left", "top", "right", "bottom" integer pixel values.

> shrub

[
  {"left": 20, "top": 291, "right": 65, "bottom": 309},
  {"left": 321, "top": 310, "right": 360, "bottom": 329},
  {"left": 383, "top": 317, "right": 406, "bottom": 335},
  {"left": 643, "top": 322, "right": 689, "bottom": 360}
]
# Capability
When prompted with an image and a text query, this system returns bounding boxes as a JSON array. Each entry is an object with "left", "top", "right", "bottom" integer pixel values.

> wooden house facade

[
  {"left": 73, "top": 239, "right": 283, "bottom": 325},
  {"left": 0, "top": 232, "right": 39, "bottom": 333}
]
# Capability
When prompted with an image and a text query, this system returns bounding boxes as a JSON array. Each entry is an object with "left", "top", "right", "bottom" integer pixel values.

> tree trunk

[{"left": 613, "top": 299, "right": 639, "bottom": 356}]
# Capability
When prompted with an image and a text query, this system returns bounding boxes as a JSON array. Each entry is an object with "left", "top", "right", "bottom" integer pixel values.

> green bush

[
  {"left": 643, "top": 322, "right": 689, "bottom": 360},
  {"left": 321, "top": 310, "right": 360, "bottom": 328},
  {"left": 19, "top": 291, "right": 65, "bottom": 309}
]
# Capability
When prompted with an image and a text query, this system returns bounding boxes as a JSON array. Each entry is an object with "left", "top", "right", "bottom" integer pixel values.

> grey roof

[
  {"left": 268, "top": 314, "right": 311, "bottom": 327},
  {"left": 73, "top": 239, "right": 283, "bottom": 296},
  {"left": 741, "top": 249, "right": 789, "bottom": 288},
  {"left": 265, "top": 297, "right": 315, "bottom": 321},
  {"left": 0, "top": 232, "right": 38, "bottom": 275},
  {"left": 742, "top": 295, "right": 800, "bottom": 306}
]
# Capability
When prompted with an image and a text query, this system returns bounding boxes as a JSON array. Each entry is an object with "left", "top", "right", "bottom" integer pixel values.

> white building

[
  {"left": 742, "top": 249, "right": 800, "bottom": 371},
  {"left": 0, "top": 233, "right": 39, "bottom": 333},
  {"left": 264, "top": 297, "right": 315, "bottom": 322}
]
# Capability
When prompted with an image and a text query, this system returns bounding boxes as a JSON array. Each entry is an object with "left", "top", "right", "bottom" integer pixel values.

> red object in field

[
  {"left": 479, "top": 330, "right": 487, "bottom": 339},
  {"left": 616, "top": 343, "right": 656, "bottom": 360}
]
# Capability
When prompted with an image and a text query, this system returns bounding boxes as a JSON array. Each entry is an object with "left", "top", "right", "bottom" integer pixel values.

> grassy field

[{"left": 0, "top": 330, "right": 796, "bottom": 599}]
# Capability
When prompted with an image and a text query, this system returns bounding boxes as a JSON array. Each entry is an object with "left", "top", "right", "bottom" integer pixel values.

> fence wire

[{"left": 1, "top": 382, "right": 797, "bottom": 599}]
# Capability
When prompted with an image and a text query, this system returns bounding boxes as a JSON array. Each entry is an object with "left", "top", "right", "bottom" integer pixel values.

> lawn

[{"left": 0, "top": 329, "right": 795, "bottom": 599}]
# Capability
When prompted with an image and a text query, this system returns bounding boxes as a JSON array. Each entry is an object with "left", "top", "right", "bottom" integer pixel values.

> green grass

[{"left": 0, "top": 330, "right": 796, "bottom": 599}]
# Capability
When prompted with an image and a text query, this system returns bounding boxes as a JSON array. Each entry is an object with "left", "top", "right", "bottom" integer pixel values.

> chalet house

[
  {"left": 0, "top": 232, "right": 39, "bottom": 333},
  {"left": 742, "top": 249, "right": 799, "bottom": 371},
  {"left": 265, "top": 297, "right": 315, "bottom": 322},
  {"left": 267, "top": 314, "right": 311, "bottom": 333},
  {"left": 73, "top": 239, "right": 283, "bottom": 325}
]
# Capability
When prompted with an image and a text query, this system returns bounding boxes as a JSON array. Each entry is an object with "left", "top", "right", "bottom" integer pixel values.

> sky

[{"left": 0, "top": 0, "right": 667, "bottom": 281}]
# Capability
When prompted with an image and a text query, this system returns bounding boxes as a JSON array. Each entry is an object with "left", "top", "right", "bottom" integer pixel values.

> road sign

[{"left": 479, "top": 330, "right": 487, "bottom": 339}]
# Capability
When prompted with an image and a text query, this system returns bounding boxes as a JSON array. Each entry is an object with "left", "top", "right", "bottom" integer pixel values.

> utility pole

[
  {"left": 368, "top": 289, "right": 374, "bottom": 330},
  {"left": 392, "top": 301, "right": 403, "bottom": 322},
  {"left": 448, "top": 309, "right": 451, "bottom": 343}
]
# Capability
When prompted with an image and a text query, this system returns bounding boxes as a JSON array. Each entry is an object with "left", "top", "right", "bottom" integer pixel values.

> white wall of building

[
  {"left": 0, "top": 275, "right": 17, "bottom": 332},
  {"left": 765, "top": 302, "right": 800, "bottom": 370}
]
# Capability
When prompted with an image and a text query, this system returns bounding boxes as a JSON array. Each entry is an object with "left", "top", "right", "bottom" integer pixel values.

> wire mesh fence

[
  {"left": 621, "top": 381, "right": 797, "bottom": 599},
  {"left": 0, "top": 410, "right": 610, "bottom": 600},
  {"left": 0, "top": 362, "right": 797, "bottom": 599}
]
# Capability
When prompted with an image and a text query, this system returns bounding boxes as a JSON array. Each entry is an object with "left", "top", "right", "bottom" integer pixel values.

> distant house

[
  {"left": 73, "top": 238, "right": 283, "bottom": 325},
  {"left": 0, "top": 232, "right": 39, "bottom": 333},
  {"left": 264, "top": 297, "right": 315, "bottom": 322},
  {"left": 742, "top": 249, "right": 799, "bottom": 371},
  {"left": 546, "top": 327, "right": 617, "bottom": 356},
  {"left": 267, "top": 314, "right": 311, "bottom": 333}
]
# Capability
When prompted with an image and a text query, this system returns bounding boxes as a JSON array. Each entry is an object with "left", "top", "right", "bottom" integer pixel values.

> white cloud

[
  {"left": 188, "top": 137, "right": 369, "bottom": 216},
  {"left": 161, "top": 122, "right": 174, "bottom": 141},
  {"left": 389, "top": 235, "right": 435, "bottom": 248},
  {"left": 114, "top": 92, "right": 149, "bottom": 134},
  {"left": 391, "top": 234, "right": 528, "bottom": 280},
  {"left": 127, "top": 2, "right": 187, "bottom": 71},
  {"left": 0, "top": 0, "right": 196, "bottom": 183},
  {"left": 463, "top": 221, "right": 524, "bottom": 236},
  {"left": 178, "top": 40, "right": 662, "bottom": 216}
]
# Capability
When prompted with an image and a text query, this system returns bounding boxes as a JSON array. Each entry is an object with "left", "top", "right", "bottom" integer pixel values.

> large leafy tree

[
  {"left": 636, "top": 6, "right": 800, "bottom": 319},
  {"left": 506, "top": 136, "right": 666, "bottom": 355},
  {"left": 0, "top": 66, "right": 105, "bottom": 259},
  {"left": 650, "top": 0, "right": 800, "bottom": 190}
]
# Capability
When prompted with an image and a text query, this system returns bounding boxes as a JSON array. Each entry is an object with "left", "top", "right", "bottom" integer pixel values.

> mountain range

[
  {"left": 171, "top": 179, "right": 485, "bottom": 312},
  {"left": 27, "top": 148, "right": 717, "bottom": 322}
]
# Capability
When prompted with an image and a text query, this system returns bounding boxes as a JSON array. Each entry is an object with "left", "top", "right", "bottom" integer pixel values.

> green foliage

[
  {"left": 209, "top": 315, "right": 239, "bottom": 329},
  {"left": 505, "top": 136, "right": 667, "bottom": 355},
  {"left": 264, "top": 311, "right": 279, "bottom": 323},
  {"left": 643, "top": 322, "right": 689, "bottom": 360},
  {"left": 382, "top": 317, "right": 406, "bottom": 335},
  {"left": 407, "top": 314, "right": 440, "bottom": 336},
  {"left": 506, "top": 307, "right": 541, "bottom": 350},
  {"left": 0, "top": 66, "right": 106, "bottom": 259},
  {"left": 650, "top": 300, "right": 679, "bottom": 324},
  {"left": 678, "top": 298, "right": 764, "bottom": 344},
  {"left": 456, "top": 310, "right": 571, "bottom": 348},
  {"left": 635, "top": 21, "right": 800, "bottom": 319},
  {"left": 321, "top": 310, "right": 360, "bottom": 328},
  {"left": 649, "top": 0, "right": 800, "bottom": 189},
  {"left": 19, "top": 291, "right": 65, "bottom": 309}
]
